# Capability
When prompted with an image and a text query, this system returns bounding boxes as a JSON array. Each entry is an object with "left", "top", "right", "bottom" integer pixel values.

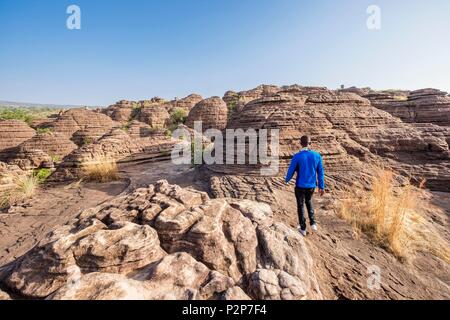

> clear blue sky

[{"left": 1, "top": 0, "right": 450, "bottom": 106}]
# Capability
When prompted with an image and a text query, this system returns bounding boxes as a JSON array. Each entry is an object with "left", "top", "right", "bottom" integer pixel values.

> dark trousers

[{"left": 295, "top": 187, "right": 316, "bottom": 230}]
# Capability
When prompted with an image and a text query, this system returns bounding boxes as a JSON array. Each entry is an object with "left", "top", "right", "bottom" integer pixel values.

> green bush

[
  {"left": 0, "top": 107, "right": 60, "bottom": 125},
  {"left": 33, "top": 168, "right": 52, "bottom": 183},
  {"left": 50, "top": 154, "right": 61, "bottom": 163},
  {"left": 36, "top": 127, "right": 53, "bottom": 135},
  {"left": 0, "top": 108, "right": 34, "bottom": 124},
  {"left": 170, "top": 108, "right": 188, "bottom": 125}
]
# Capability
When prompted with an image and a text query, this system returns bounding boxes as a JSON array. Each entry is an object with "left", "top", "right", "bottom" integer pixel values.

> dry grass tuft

[
  {"left": 1, "top": 172, "right": 39, "bottom": 209},
  {"left": 81, "top": 157, "right": 119, "bottom": 183},
  {"left": 338, "top": 169, "right": 450, "bottom": 262}
]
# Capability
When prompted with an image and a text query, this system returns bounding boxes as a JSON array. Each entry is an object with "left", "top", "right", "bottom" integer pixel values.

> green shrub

[
  {"left": 0, "top": 108, "right": 34, "bottom": 124},
  {"left": 50, "top": 154, "right": 61, "bottom": 163},
  {"left": 33, "top": 168, "right": 52, "bottom": 183},
  {"left": 170, "top": 108, "right": 188, "bottom": 125},
  {"left": 0, "top": 107, "right": 60, "bottom": 125},
  {"left": 83, "top": 137, "right": 94, "bottom": 146},
  {"left": 36, "top": 127, "right": 53, "bottom": 135}
]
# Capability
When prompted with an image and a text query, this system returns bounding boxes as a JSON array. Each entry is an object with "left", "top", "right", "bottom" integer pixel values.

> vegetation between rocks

[
  {"left": 338, "top": 169, "right": 450, "bottom": 263},
  {"left": 81, "top": 157, "right": 119, "bottom": 183},
  {"left": 0, "top": 172, "right": 40, "bottom": 209},
  {"left": 0, "top": 106, "right": 59, "bottom": 125}
]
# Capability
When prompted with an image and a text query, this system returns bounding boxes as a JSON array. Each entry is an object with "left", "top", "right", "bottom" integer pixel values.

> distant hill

[{"left": 0, "top": 100, "right": 101, "bottom": 109}]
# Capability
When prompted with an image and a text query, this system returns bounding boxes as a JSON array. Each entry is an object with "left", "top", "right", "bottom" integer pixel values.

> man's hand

[{"left": 318, "top": 189, "right": 325, "bottom": 197}]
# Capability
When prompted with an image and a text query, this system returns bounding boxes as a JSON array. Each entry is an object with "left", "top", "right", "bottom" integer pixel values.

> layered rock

[
  {"left": 164, "top": 94, "right": 203, "bottom": 114},
  {"left": 49, "top": 129, "right": 140, "bottom": 181},
  {"left": 5, "top": 147, "right": 53, "bottom": 170},
  {"left": 42, "top": 108, "right": 117, "bottom": 138},
  {"left": 1, "top": 181, "right": 321, "bottom": 300},
  {"left": 1, "top": 132, "right": 77, "bottom": 170},
  {"left": 0, "top": 162, "right": 26, "bottom": 194},
  {"left": 50, "top": 128, "right": 176, "bottom": 181},
  {"left": 364, "top": 88, "right": 450, "bottom": 127},
  {"left": 208, "top": 86, "right": 450, "bottom": 202},
  {"left": 138, "top": 105, "right": 171, "bottom": 129},
  {"left": 71, "top": 127, "right": 109, "bottom": 147},
  {"left": 186, "top": 97, "right": 228, "bottom": 132},
  {"left": 103, "top": 100, "right": 135, "bottom": 123},
  {"left": 0, "top": 120, "right": 36, "bottom": 153}
]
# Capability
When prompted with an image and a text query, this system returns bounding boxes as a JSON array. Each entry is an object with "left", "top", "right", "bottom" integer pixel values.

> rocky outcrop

[
  {"left": 0, "top": 162, "right": 26, "bottom": 194},
  {"left": 208, "top": 86, "right": 450, "bottom": 201},
  {"left": 103, "top": 100, "right": 135, "bottom": 123},
  {"left": 5, "top": 147, "right": 53, "bottom": 170},
  {"left": 138, "top": 105, "right": 171, "bottom": 129},
  {"left": 43, "top": 108, "right": 117, "bottom": 138},
  {"left": 165, "top": 94, "right": 203, "bottom": 114},
  {"left": 50, "top": 128, "right": 176, "bottom": 181},
  {"left": 49, "top": 129, "right": 140, "bottom": 181},
  {"left": 0, "top": 120, "right": 36, "bottom": 153},
  {"left": 186, "top": 97, "right": 228, "bottom": 132},
  {"left": 71, "top": 127, "right": 108, "bottom": 147},
  {"left": 362, "top": 88, "right": 450, "bottom": 127},
  {"left": 1, "top": 132, "right": 78, "bottom": 170},
  {"left": 0, "top": 289, "right": 11, "bottom": 300},
  {"left": 1, "top": 181, "right": 321, "bottom": 300}
]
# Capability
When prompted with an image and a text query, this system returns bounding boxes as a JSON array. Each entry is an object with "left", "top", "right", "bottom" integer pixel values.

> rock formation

[
  {"left": 42, "top": 108, "right": 117, "bottom": 138},
  {"left": 50, "top": 128, "right": 176, "bottom": 181},
  {"left": 1, "top": 180, "right": 322, "bottom": 300},
  {"left": 0, "top": 289, "right": 11, "bottom": 300},
  {"left": 366, "top": 88, "right": 450, "bottom": 127},
  {"left": 186, "top": 97, "right": 228, "bottom": 132},
  {"left": 164, "top": 94, "right": 203, "bottom": 114},
  {"left": 0, "top": 162, "right": 26, "bottom": 194},
  {"left": 138, "top": 105, "right": 171, "bottom": 129},
  {"left": 208, "top": 86, "right": 450, "bottom": 205},
  {"left": 71, "top": 127, "right": 109, "bottom": 147},
  {"left": 103, "top": 100, "right": 135, "bottom": 123},
  {"left": 0, "top": 120, "right": 36, "bottom": 153},
  {"left": 0, "top": 132, "right": 78, "bottom": 170}
]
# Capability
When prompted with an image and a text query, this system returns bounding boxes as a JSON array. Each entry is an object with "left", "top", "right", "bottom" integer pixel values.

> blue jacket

[{"left": 285, "top": 149, "right": 325, "bottom": 189}]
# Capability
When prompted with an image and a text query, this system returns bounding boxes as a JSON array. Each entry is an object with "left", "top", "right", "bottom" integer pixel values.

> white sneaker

[
  {"left": 311, "top": 224, "right": 318, "bottom": 232},
  {"left": 297, "top": 226, "right": 307, "bottom": 236}
]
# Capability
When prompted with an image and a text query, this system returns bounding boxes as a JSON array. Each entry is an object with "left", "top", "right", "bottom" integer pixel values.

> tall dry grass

[
  {"left": 339, "top": 169, "right": 450, "bottom": 263},
  {"left": 81, "top": 157, "right": 119, "bottom": 183},
  {"left": 0, "top": 172, "right": 39, "bottom": 209}
]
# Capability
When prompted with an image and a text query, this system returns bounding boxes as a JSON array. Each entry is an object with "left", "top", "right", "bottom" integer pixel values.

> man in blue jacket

[{"left": 285, "top": 136, "right": 325, "bottom": 236}]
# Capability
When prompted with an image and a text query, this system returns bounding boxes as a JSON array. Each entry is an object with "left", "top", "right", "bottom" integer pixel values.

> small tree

[{"left": 170, "top": 108, "right": 188, "bottom": 125}]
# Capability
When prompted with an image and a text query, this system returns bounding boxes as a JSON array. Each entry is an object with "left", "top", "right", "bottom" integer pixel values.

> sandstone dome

[
  {"left": 185, "top": 97, "right": 228, "bottom": 132},
  {"left": 0, "top": 120, "right": 36, "bottom": 153},
  {"left": 138, "top": 105, "right": 171, "bottom": 129},
  {"left": 45, "top": 108, "right": 117, "bottom": 138}
]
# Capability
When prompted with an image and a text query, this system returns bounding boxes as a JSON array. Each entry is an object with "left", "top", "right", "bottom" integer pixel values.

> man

[{"left": 285, "top": 136, "right": 325, "bottom": 236}]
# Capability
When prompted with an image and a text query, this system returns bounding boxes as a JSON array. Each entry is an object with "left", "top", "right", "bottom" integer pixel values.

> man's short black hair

[{"left": 300, "top": 135, "right": 311, "bottom": 147}]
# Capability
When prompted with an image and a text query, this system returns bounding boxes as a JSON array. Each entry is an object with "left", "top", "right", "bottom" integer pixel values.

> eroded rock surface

[
  {"left": 209, "top": 86, "right": 450, "bottom": 202},
  {"left": 366, "top": 88, "right": 450, "bottom": 127},
  {"left": 0, "top": 120, "right": 36, "bottom": 154},
  {"left": 43, "top": 108, "right": 117, "bottom": 138},
  {"left": 2, "top": 132, "right": 78, "bottom": 170},
  {"left": 186, "top": 97, "right": 228, "bottom": 132},
  {"left": 1, "top": 181, "right": 321, "bottom": 300}
]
